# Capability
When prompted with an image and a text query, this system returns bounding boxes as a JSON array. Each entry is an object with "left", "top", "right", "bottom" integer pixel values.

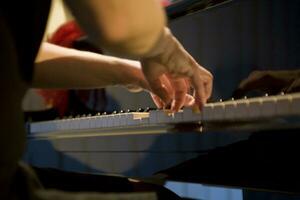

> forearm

[
  {"left": 64, "top": 0, "right": 166, "bottom": 57},
  {"left": 33, "top": 43, "right": 145, "bottom": 89}
]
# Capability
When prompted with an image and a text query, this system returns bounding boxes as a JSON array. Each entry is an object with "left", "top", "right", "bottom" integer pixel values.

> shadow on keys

[{"left": 154, "top": 70, "right": 300, "bottom": 199}]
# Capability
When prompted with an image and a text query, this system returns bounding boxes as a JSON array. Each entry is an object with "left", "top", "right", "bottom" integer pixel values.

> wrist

[
  {"left": 142, "top": 27, "right": 174, "bottom": 59},
  {"left": 113, "top": 59, "right": 146, "bottom": 87}
]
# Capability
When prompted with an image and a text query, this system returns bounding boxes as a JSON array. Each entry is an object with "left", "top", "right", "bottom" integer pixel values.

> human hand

[
  {"left": 232, "top": 70, "right": 300, "bottom": 98},
  {"left": 120, "top": 59, "right": 197, "bottom": 109},
  {"left": 140, "top": 27, "right": 213, "bottom": 111}
]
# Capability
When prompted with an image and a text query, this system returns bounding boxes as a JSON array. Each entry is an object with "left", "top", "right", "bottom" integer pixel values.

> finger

[
  {"left": 173, "top": 79, "right": 188, "bottom": 112},
  {"left": 150, "top": 93, "right": 164, "bottom": 109},
  {"left": 184, "top": 78, "right": 193, "bottom": 94},
  {"left": 179, "top": 55, "right": 212, "bottom": 106},
  {"left": 142, "top": 60, "right": 172, "bottom": 105},
  {"left": 202, "top": 70, "right": 213, "bottom": 100},
  {"left": 191, "top": 73, "right": 206, "bottom": 109},
  {"left": 166, "top": 75, "right": 188, "bottom": 112},
  {"left": 160, "top": 74, "right": 175, "bottom": 100},
  {"left": 183, "top": 94, "right": 195, "bottom": 107}
]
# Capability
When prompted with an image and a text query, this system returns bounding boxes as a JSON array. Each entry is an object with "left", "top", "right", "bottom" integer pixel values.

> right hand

[{"left": 141, "top": 28, "right": 213, "bottom": 111}]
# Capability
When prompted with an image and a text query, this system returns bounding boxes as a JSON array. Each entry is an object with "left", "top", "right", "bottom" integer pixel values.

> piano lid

[{"left": 165, "top": 0, "right": 234, "bottom": 20}]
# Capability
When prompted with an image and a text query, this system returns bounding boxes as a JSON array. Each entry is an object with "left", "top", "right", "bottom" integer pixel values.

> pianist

[{"left": 0, "top": 0, "right": 213, "bottom": 199}]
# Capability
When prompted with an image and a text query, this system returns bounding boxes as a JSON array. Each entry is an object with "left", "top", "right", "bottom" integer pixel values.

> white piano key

[
  {"left": 291, "top": 93, "right": 300, "bottom": 115},
  {"left": 182, "top": 108, "right": 192, "bottom": 122},
  {"left": 275, "top": 94, "right": 292, "bottom": 116},
  {"left": 149, "top": 110, "right": 158, "bottom": 124},
  {"left": 51, "top": 121, "right": 58, "bottom": 132},
  {"left": 103, "top": 115, "right": 110, "bottom": 128},
  {"left": 128, "top": 112, "right": 150, "bottom": 126},
  {"left": 42, "top": 121, "right": 51, "bottom": 132},
  {"left": 156, "top": 110, "right": 170, "bottom": 123},
  {"left": 39, "top": 122, "right": 45, "bottom": 132},
  {"left": 129, "top": 118, "right": 141, "bottom": 126},
  {"left": 58, "top": 120, "right": 65, "bottom": 131},
  {"left": 48, "top": 120, "right": 55, "bottom": 132},
  {"left": 30, "top": 122, "right": 40, "bottom": 133},
  {"left": 112, "top": 114, "right": 120, "bottom": 127},
  {"left": 260, "top": 96, "right": 276, "bottom": 118},
  {"left": 246, "top": 98, "right": 261, "bottom": 119},
  {"left": 61, "top": 120, "right": 68, "bottom": 130},
  {"left": 211, "top": 102, "right": 225, "bottom": 121},
  {"left": 107, "top": 115, "right": 115, "bottom": 127},
  {"left": 118, "top": 114, "right": 128, "bottom": 126},
  {"left": 79, "top": 118, "right": 90, "bottom": 129},
  {"left": 183, "top": 108, "right": 201, "bottom": 122},
  {"left": 170, "top": 110, "right": 184, "bottom": 123},
  {"left": 224, "top": 101, "right": 237, "bottom": 121},
  {"left": 231, "top": 99, "right": 249, "bottom": 120},
  {"left": 127, "top": 114, "right": 137, "bottom": 126},
  {"left": 202, "top": 103, "right": 214, "bottom": 121},
  {"left": 97, "top": 116, "right": 104, "bottom": 127},
  {"left": 89, "top": 116, "right": 96, "bottom": 128},
  {"left": 70, "top": 118, "right": 80, "bottom": 130},
  {"left": 51, "top": 120, "right": 59, "bottom": 131},
  {"left": 138, "top": 117, "right": 149, "bottom": 126}
]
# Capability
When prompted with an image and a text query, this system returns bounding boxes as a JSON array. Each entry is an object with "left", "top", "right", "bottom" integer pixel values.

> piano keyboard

[{"left": 29, "top": 93, "right": 300, "bottom": 134}]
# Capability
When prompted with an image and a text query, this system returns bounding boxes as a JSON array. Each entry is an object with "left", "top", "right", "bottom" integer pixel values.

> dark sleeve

[{"left": 0, "top": 0, "right": 51, "bottom": 83}]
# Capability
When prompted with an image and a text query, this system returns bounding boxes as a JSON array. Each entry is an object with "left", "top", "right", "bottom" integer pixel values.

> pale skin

[
  {"left": 34, "top": 43, "right": 195, "bottom": 109},
  {"left": 34, "top": 43, "right": 149, "bottom": 90},
  {"left": 34, "top": 0, "right": 213, "bottom": 111}
]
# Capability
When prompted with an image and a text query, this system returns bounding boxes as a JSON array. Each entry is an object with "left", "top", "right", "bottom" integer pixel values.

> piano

[
  {"left": 25, "top": 0, "right": 300, "bottom": 198},
  {"left": 26, "top": 93, "right": 300, "bottom": 194}
]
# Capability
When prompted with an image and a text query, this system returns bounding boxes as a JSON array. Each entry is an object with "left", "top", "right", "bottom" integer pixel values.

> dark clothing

[
  {"left": 0, "top": 2, "right": 50, "bottom": 198},
  {"left": 0, "top": 1, "right": 51, "bottom": 82}
]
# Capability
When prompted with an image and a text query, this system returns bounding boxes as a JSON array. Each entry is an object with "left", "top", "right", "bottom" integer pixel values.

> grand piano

[{"left": 25, "top": 0, "right": 300, "bottom": 199}]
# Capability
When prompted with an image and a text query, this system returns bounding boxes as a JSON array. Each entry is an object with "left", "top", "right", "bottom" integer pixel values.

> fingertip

[
  {"left": 153, "top": 87, "right": 172, "bottom": 106},
  {"left": 151, "top": 94, "right": 164, "bottom": 109},
  {"left": 184, "top": 94, "right": 195, "bottom": 107},
  {"left": 171, "top": 101, "right": 180, "bottom": 113},
  {"left": 195, "top": 97, "right": 205, "bottom": 111}
]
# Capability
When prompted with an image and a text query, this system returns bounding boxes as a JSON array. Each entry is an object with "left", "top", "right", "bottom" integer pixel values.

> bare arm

[
  {"left": 62, "top": 0, "right": 213, "bottom": 110},
  {"left": 64, "top": 0, "right": 166, "bottom": 57},
  {"left": 33, "top": 43, "right": 149, "bottom": 90}
]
